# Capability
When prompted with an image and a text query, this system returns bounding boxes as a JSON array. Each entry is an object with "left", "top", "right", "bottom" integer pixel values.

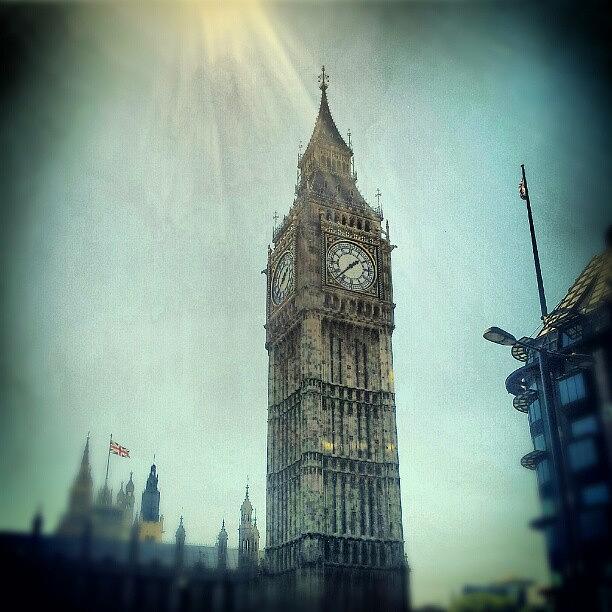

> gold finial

[{"left": 318, "top": 65, "right": 329, "bottom": 92}]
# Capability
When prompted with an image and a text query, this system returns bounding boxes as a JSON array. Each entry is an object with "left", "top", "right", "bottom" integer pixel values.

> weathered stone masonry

[{"left": 264, "top": 71, "right": 408, "bottom": 611}]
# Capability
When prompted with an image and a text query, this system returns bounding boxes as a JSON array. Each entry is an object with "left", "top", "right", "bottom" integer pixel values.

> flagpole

[
  {"left": 105, "top": 433, "right": 112, "bottom": 486},
  {"left": 521, "top": 164, "right": 548, "bottom": 319}
]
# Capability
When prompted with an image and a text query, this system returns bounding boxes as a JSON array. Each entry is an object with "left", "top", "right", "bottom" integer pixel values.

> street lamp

[
  {"left": 483, "top": 327, "right": 591, "bottom": 363},
  {"left": 484, "top": 324, "right": 583, "bottom": 592},
  {"left": 482, "top": 327, "right": 517, "bottom": 346}
]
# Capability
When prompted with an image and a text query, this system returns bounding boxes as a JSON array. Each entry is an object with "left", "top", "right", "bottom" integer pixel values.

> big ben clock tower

[{"left": 265, "top": 68, "right": 409, "bottom": 612}]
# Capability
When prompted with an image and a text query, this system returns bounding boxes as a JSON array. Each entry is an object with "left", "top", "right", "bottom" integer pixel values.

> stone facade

[
  {"left": 238, "top": 486, "right": 260, "bottom": 571},
  {"left": 265, "top": 70, "right": 409, "bottom": 611}
]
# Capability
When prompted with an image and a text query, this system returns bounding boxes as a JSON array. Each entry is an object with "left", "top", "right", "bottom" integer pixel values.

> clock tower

[{"left": 265, "top": 68, "right": 409, "bottom": 612}]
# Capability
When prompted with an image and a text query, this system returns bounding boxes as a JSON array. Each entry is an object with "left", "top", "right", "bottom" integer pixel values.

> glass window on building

[
  {"left": 537, "top": 459, "right": 551, "bottom": 484},
  {"left": 571, "top": 414, "right": 599, "bottom": 438},
  {"left": 582, "top": 483, "right": 610, "bottom": 506},
  {"left": 557, "top": 373, "right": 587, "bottom": 405},
  {"left": 534, "top": 434, "right": 546, "bottom": 451},
  {"left": 561, "top": 327, "right": 581, "bottom": 347},
  {"left": 579, "top": 509, "right": 608, "bottom": 540},
  {"left": 541, "top": 497, "right": 556, "bottom": 517},
  {"left": 568, "top": 439, "right": 597, "bottom": 471},
  {"left": 529, "top": 399, "right": 542, "bottom": 424},
  {"left": 544, "top": 525, "right": 558, "bottom": 550}
]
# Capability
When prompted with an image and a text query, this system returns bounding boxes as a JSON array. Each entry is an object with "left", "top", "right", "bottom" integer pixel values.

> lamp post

[{"left": 483, "top": 327, "right": 592, "bottom": 598}]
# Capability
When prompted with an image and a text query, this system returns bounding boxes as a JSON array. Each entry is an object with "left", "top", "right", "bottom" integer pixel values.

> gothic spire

[
  {"left": 303, "top": 66, "right": 351, "bottom": 158},
  {"left": 79, "top": 433, "right": 91, "bottom": 479},
  {"left": 75, "top": 434, "right": 94, "bottom": 503},
  {"left": 218, "top": 518, "right": 228, "bottom": 545},
  {"left": 217, "top": 518, "right": 229, "bottom": 570},
  {"left": 297, "top": 67, "right": 375, "bottom": 215},
  {"left": 175, "top": 515, "right": 186, "bottom": 542},
  {"left": 116, "top": 481, "right": 126, "bottom": 507},
  {"left": 55, "top": 435, "right": 94, "bottom": 536},
  {"left": 141, "top": 463, "right": 161, "bottom": 522},
  {"left": 241, "top": 482, "right": 253, "bottom": 523},
  {"left": 125, "top": 471, "right": 134, "bottom": 495}
]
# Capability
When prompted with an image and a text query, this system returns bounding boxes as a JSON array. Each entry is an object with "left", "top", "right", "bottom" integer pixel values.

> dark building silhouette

[
  {"left": 0, "top": 489, "right": 251, "bottom": 612},
  {"left": 140, "top": 464, "right": 163, "bottom": 541},
  {"left": 56, "top": 434, "right": 93, "bottom": 537},
  {"left": 57, "top": 436, "right": 138, "bottom": 541},
  {"left": 175, "top": 516, "right": 186, "bottom": 571},
  {"left": 503, "top": 233, "right": 611, "bottom": 609}
]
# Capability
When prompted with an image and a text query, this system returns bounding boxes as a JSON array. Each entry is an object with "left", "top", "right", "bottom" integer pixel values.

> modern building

[
  {"left": 503, "top": 231, "right": 611, "bottom": 609},
  {"left": 264, "top": 68, "right": 409, "bottom": 611}
]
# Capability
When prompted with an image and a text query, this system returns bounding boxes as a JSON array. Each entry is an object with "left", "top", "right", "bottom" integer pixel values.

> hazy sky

[{"left": 1, "top": 1, "right": 610, "bottom": 607}]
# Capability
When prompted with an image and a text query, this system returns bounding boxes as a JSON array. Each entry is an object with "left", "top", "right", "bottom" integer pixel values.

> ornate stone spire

[
  {"left": 240, "top": 483, "right": 253, "bottom": 524},
  {"left": 303, "top": 66, "right": 351, "bottom": 159},
  {"left": 253, "top": 508, "right": 259, "bottom": 539},
  {"left": 141, "top": 464, "right": 160, "bottom": 522},
  {"left": 175, "top": 515, "right": 186, "bottom": 570},
  {"left": 217, "top": 519, "right": 228, "bottom": 570},
  {"left": 56, "top": 434, "right": 94, "bottom": 536},
  {"left": 297, "top": 66, "right": 375, "bottom": 215},
  {"left": 175, "top": 515, "right": 186, "bottom": 542},
  {"left": 75, "top": 433, "right": 93, "bottom": 498},
  {"left": 116, "top": 481, "right": 126, "bottom": 508},
  {"left": 125, "top": 471, "right": 134, "bottom": 495},
  {"left": 238, "top": 483, "right": 259, "bottom": 571}
]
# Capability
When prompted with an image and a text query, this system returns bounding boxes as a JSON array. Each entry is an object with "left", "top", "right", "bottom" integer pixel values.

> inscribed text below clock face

[
  {"left": 271, "top": 251, "right": 294, "bottom": 305},
  {"left": 327, "top": 241, "right": 376, "bottom": 292}
]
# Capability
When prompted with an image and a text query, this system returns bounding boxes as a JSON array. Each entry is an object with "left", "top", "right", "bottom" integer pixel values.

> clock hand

[{"left": 339, "top": 258, "right": 360, "bottom": 276}]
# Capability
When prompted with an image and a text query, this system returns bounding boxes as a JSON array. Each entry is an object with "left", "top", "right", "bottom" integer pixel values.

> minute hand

[{"left": 339, "top": 259, "right": 360, "bottom": 276}]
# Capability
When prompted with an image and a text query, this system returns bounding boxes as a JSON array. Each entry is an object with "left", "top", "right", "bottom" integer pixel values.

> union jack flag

[
  {"left": 110, "top": 440, "right": 130, "bottom": 458},
  {"left": 519, "top": 178, "right": 528, "bottom": 200}
]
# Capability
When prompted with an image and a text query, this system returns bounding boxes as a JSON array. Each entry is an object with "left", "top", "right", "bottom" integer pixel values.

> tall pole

[
  {"left": 105, "top": 433, "right": 112, "bottom": 486},
  {"left": 521, "top": 164, "right": 548, "bottom": 318}
]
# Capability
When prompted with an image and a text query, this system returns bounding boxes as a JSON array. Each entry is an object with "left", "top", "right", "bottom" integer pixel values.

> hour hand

[{"left": 339, "top": 259, "right": 359, "bottom": 276}]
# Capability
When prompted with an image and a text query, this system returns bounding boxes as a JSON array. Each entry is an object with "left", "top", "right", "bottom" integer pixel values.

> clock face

[
  {"left": 271, "top": 251, "right": 294, "bottom": 305},
  {"left": 327, "top": 241, "right": 376, "bottom": 292}
]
